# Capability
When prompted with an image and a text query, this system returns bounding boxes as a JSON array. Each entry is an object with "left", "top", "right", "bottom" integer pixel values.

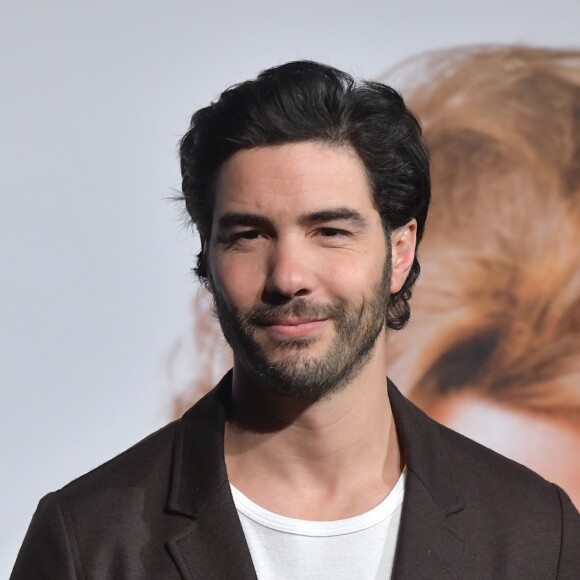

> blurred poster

[
  {"left": 168, "top": 46, "right": 580, "bottom": 508},
  {"left": 382, "top": 46, "right": 580, "bottom": 507}
]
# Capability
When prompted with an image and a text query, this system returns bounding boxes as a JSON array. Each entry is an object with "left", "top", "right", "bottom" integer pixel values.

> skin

[{"left": 205, "top": 141, "right": 417, "bottom": 520}]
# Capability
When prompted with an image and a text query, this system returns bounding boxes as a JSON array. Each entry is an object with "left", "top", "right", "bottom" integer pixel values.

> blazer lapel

[
  {"left": 388, "top": 380, "right": 467, "bottom": 579},
  {"left": 164, "top": 374, "right": 467, "bottom": 578},
  {"left": 167, "top": 483, "right": 257, "bottom": 580},
  {"left": 166, "top": 372, "right": 258, "bottom": 580}
]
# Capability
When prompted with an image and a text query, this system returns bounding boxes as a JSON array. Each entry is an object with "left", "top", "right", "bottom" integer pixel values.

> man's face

[{"left": 206, "top": 141, "right": 412, "bottom": 400}]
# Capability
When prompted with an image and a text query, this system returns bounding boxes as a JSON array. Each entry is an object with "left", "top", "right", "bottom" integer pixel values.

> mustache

[{"left": 243, "top": 299, "right": 343, "bottom": 326}]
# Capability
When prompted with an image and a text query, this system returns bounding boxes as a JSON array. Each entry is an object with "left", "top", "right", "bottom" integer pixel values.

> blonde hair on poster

[{"left": 382, "top": 46, "right": 580, "bottom": 425}]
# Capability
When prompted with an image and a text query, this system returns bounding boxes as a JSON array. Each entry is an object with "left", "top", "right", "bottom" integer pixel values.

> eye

[
  {"left": 317, "top": 227, "right": 349, "bottom": 238},
  {"left": 236, "top": 230, "right": 261, "bottom": 240},
  {"left": 220, "top": 229, "right": 265, "bottom": 247}
]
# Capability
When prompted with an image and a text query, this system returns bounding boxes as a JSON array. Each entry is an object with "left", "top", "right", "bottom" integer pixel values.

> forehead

[{"left": 213, "top": 141, "right": 376, "bottom": 218}]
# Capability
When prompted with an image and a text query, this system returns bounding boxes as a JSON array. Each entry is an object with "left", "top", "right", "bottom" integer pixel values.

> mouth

[{"left": 263, "top": 318, "right": 328, "bottom": 338}]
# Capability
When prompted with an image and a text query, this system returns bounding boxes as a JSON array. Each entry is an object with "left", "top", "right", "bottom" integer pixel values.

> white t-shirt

[{"left": 231, "top": 469, "right": 406, "bottom": 580}]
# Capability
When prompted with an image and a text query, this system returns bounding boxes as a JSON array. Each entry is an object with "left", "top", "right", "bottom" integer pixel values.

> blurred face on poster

[
  {"left": 170, "top": 46, "right": 580, "bottom": 509},
  {"left": 380, "top": 46, "right": 580, "bottom": 507}
]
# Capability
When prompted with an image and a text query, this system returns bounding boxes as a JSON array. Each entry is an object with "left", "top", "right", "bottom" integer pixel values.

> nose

[{"left": 263, "top": 238, "right": 314, "bottom": 302}]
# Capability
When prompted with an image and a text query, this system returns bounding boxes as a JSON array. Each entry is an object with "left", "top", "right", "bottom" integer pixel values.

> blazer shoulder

[
  {"left": 37, "top": 380, "right": 229, "bottom": 511},
  {"left": 428, "top": 409, "right": 580, "bottom": 535},
  {"left": 437, "top": 416, "right": 580, "bottom": 573},
  {"left": 396, "top": 391, "right": 580, "bottom": 571},
  {"left": 390, "top": 381, "right": 573, "bottom": 517},
  {"left": 434, "top": 413, "right": 555, "bottom": 493},
  {"left": 53, "top": 418, "right": 180, "bottom": 505},
  {"left": 12, "top": 417, "right": 190, "bottom": 579}
]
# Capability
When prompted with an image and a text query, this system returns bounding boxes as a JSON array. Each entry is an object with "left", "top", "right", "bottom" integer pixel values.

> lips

[
  {"left": 268, "top": 317, "right": 322, "bottom": 326},
  {"left": 264, "top": 318, "right": 327, "bottom": 337},
  {"left": 246, "top": 300, "right": 335, "bottom": 339}
]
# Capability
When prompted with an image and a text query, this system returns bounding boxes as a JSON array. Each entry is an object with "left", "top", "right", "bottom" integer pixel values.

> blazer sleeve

[
  {"left": 555, "top": 484, "right": 580, "bottom": 579},
  {"left": 10, "top": 493, "right": 79, "bottom": 580}
]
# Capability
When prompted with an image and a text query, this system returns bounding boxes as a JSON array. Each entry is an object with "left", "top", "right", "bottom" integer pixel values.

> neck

[{"left": 224, "top": 338, "right": 403, "bottom": 519}]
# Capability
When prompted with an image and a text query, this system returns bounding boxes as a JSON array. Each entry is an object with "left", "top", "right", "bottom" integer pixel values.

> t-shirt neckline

[{"left": 230, "top": 467, "right": 406, "bottom": 537}]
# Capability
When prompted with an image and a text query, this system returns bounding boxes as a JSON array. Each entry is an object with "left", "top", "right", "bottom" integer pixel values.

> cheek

[
  {"left": 210, "top": 254, "right": 266, "bottom": 305},
  {"left": 323, "top": 255, "right": 386, "bottom": 298}
]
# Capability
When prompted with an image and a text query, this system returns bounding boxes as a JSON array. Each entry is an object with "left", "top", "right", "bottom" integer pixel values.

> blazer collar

[
  {"left": 167, "top": 372, "right": 233, "bottom": 518},
  {"left": 387, "top": 379, "right": 464, "bottom": 517},
  {"left": 166, "top": 371, "right": 257, "bottom": 579},
  {"left": 388, "top": 379, "right": 467, "bottom": 578},
  {"left": 167, "top": 373, "right": 466, "bottom": 579}
]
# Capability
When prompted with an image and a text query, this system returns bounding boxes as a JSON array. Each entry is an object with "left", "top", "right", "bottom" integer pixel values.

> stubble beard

[{"left": 209, "top": 259, "right": 392, "bottom": 402}]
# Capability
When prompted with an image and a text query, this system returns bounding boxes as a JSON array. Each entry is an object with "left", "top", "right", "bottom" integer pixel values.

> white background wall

[{"left": 1, "top": 0, "right": 579, "bottom": 575}]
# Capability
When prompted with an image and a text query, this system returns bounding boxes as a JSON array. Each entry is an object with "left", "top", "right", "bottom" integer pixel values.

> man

[{"left": 12, "top": 61, "right": 579, "bottom": 579}]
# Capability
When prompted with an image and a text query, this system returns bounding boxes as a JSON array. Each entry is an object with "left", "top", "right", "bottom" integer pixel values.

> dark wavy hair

[{"left": 179, "top": 60, "right": 431, "bottom": 330}]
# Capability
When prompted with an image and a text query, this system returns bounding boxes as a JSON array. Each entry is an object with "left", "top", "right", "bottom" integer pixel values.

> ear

[{"left": 390, "top": 219, "right": 417, "bottom": 294}]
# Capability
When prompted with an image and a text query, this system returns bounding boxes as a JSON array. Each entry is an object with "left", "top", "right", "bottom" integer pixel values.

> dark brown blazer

[{"left": 11, "top": 373, "right": 580, "bottom": 579}]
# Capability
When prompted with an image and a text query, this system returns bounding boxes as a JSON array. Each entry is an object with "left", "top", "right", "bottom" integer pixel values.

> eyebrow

[
  {"left": 217, "top": 213, "right": 272, "bottom": 230},
  {"left": 217, "top": 208, "right": 367, "bottom": 230},
  {"left": 297, "top": 208, "right": 367, "bottom": 228}
]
